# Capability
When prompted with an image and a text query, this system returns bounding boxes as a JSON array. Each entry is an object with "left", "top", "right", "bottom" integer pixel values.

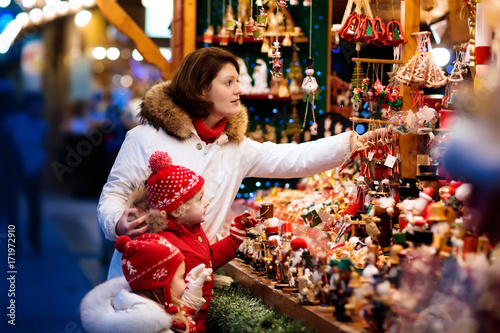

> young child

[
  {"left": 142, "top": 150, "right": 258, "bottom": 331},
  {"left": 80, "top": 233, "right": 212, "bottom": 333}
]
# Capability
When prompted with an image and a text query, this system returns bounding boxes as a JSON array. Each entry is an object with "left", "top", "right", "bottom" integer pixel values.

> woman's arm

[
  {"left": 241, "top": 131, "right": 354, "bottom": 179},
  {"left": 97, "top": 128, "right": 152, "bottom": 241}
]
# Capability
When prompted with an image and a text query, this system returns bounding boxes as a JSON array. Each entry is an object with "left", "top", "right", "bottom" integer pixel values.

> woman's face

[{"left": 204, "top": 63, "right": 242, "bottom": 120}]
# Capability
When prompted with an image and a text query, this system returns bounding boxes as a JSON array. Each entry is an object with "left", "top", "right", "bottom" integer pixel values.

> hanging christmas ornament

[
  {"left": 303, "top": 0, "right": 311, "bottom": 6},
  {"left": 448, "top": 49, "right": 465, "bottom": 83},
  {"left": 270, "top": 41, "right": 283, "bottom": 78},
  {"left": 339, "top": 13, "right": 362, "bottom": 41},
  {"left": 219, "top": 27, "right": 230, "bottom": 45},
  {"left": 270, "top": 2, "right": 283, "bottom": 78},
  {"left": 425, "top": 55, "right": 448, "bottom": 88},
  {"left": 350, "top": 61, "right": 365, "bottom": 88},
  {"left": 388, "top": 86, "right": 402, "bottom": 109},
  {"left": 246, "top": 16, "right": 255, "bottom": 36},
  {"left": 203, "top": 0, "right": 214, "bottom": 43},
  {"left": 245, "top": 0, "right": 255, "bottom": 36},
  {"left": 359, "top": 15, "right": 379, "bottom": 44},
  {"left": 370, "top": 16, "right": 386, "bottom": 47},
  {"left": 351, "top": 87, "right": 363, "bottom": 113},
  {"left": 235, "top": 20, "right": 243, "bottom": 43},
  {"left": 300, "top": 0, "right": 319, "bottom": 135},
  {"left": 257, "top": 6, "right": 268, "bottom": 27},
  {"left": 277, "top": 0, "right": 288, "bottom": 8},
  {"left": 226, "top": 0, "right": 236, "bottom": 32},
  {"left": 369, "top": 0, "right": 385, "bottom": 47},
  {"left": 395, "top": 32, "right": 447, "bottom": 88},
  {"left": 302, "top": 59, "right": 319, "bottom": 135},
  {"left": 203, "top": 27, "right": 214, "bottom": 44},
  {"left": 290, "top": 0, "right": 299, "bottom": 5},
  {"left": 252, "top": 25, "right": 264, "bottom": 40},
  {"left": 338, "top": 0, "right": 375, "bottom": 43},
  {"left": 382, "top": 19, "right": 407, "bottom": 46}
]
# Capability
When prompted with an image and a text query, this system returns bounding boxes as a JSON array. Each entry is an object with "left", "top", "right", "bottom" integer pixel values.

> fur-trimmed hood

[
  {"left": 139, "top": 82, "right": 249, "bottom": 142},
  {"left": 79, "top": 277, "right": 173, "bottom": 333}
]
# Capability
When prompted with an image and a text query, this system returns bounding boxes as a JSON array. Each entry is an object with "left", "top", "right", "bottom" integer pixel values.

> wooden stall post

[{"left": 399, "top": 0, "right": 420, "bottom": 178}]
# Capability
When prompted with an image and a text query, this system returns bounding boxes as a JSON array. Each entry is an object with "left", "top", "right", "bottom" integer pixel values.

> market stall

[
  {"left": 88, "top": 0, "right": 500, "bottom": 332},
  {"left": 201, "top": 1, "right": 500, "bottom": 332}
]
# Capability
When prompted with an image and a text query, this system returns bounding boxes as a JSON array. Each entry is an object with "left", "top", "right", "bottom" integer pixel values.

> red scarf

[{"left": 193, "top": 118, "right": 227, "bottom": 144}]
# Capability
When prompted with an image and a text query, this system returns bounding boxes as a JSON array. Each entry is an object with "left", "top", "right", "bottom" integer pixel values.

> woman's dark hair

[{"left": 166, "top": 47, "right": 240, "bottom": 119}]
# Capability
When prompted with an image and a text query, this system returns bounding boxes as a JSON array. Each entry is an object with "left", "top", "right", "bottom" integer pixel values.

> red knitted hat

[
  {"left": 116, "top": 234, "right": 185, "bottom": 314},
  {"left": 147, "top": 151, "right": 205, "bottom": 213}
]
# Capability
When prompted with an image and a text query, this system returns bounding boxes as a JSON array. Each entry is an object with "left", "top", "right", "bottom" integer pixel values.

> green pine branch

[{"left": 207, "top": 282, "right": 316, "bottom": 333}]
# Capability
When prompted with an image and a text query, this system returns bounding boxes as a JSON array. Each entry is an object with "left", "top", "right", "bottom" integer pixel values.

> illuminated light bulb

[
  {"left": 57, "top": 1, "right": 69, "bottom": 14},
  {"left": 120, "top": 75, "right": 133, "bottom": 87},
  {"left": 29, "top": 8, "right": 43, "bottom": 22},
  {"left": 75, "top": 10, "right": 91, "bottom": 26},
  {"left": 92, "top": 46, "right": 106, "bottom": 60},
  {"left": 43, "top": 5, "right": 57, "bottom": 18},
  {"left": 22, "top": 0, "right": 36, "bottom": 8},
  {"left": 16, "top": 12, "right": 30, "bottom": 26},
  {"left": 431, "top": 48, "right": 450, "bottom": 67},
  {"left": 0, "top": 0, "right": 11, "bottom": 8},
  {"left": 132, "top": 49, "right": 143, "bottom": 61},
  {"left": 69, "top": 0, "right": 83, "bottom": 10},
  {"left": 107, "top": 47, "right": 120, "bottom": 60},
  {"left": 159, "top": 47, "right": 171, "bottom": 61}
]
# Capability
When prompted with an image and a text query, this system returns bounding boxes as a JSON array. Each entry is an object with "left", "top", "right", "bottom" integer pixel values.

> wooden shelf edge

[
  {"left": 240, "top": 93, "right": 303, "bottom": 101},
  {"left": 221, "top": 260, "right": 364, "bottom": 333},
  {"left": 196, "top": 36, "right": 309, "bottom": 44}
]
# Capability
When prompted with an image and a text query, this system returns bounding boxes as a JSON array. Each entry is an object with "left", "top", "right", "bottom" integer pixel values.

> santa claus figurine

[{"left": 288, "top": 237, "right": 308, "bottom": 287}]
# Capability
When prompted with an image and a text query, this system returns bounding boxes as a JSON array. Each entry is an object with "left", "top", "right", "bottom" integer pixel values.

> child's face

[
  {"left": 177, "top": 189, "right": 209, "bottom": 225},
  {"left": 170, "top": 261, "right": 186, "bottom": 300}
]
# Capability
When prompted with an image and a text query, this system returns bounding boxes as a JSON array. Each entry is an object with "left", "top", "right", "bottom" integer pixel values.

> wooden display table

[{"left": 221, "top": 260, "right": 364, "bottom": 333}]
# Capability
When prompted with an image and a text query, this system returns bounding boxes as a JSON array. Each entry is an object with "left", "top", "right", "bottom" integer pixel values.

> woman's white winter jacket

[{"left": 98, "top": 82, "right": 353, "bottom": 278}]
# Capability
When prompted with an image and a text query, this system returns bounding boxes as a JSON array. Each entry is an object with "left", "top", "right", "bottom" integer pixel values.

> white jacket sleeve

[
  {"left": 80, "top": 277, "right": 173, "bottom": 333},
  {"left": 242, "top": 131, "right": 353, "bottom": 179},
  {"left": 97, "top": 128, "right": 153, "bottom": 241}
]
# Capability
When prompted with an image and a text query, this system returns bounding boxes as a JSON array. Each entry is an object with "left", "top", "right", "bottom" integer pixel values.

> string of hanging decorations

[{"left": 301, "top": 0, "right": 319, "bottom": 135}]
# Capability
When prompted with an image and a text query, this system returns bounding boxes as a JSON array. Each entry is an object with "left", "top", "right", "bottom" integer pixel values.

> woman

[{"left": 98, "top": 47, "right": 374, "bottom": 279}]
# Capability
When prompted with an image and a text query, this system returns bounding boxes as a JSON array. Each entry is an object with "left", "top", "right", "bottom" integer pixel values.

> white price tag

[
  {"left": 368, "top": 151, "right": 375, "bottom": 161},
  {"left": 384, "top": 154, "right": 397, "bottom": 168}
]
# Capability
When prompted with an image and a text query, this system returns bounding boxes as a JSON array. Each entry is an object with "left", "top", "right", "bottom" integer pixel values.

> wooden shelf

[
  {"left": 240, "top": 93, "right": 303, "bottom": 101},
  {"left": 196, "top": 36, "right": 309, "bottom": 44},
  {"left": 221, "top": 260, "right": 364, "bottom": 333}
]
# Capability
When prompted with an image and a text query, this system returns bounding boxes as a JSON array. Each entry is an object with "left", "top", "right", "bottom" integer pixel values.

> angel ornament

[{"left": 302, "top": 59, "right": 320, "bottom": 135}]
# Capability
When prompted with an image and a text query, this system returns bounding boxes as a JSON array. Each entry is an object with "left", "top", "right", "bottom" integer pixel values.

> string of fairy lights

[{"left": 0, "top": 0, "right": 95, "bottom": 54}]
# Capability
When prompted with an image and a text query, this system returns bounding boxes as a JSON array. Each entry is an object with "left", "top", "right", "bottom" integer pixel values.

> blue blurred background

[{"left": 0, "top": 1, "right": 144, "bottom": 332}]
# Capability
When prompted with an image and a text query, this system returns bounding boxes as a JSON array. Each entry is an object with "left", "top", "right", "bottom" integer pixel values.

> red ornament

[
  {"left": 382, "top": 19, "right": 407, "bottom": 46},
  {"left": 359, "top": 16, "right": 379, "bottom": 43},
  {"left": 339, "top": 13, "right": 362, "bottom": 41}
]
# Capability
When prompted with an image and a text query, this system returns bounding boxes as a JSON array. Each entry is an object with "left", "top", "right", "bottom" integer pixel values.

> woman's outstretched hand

[{"left": 357, "top": 125, "right": 394, "bottom": 143}]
